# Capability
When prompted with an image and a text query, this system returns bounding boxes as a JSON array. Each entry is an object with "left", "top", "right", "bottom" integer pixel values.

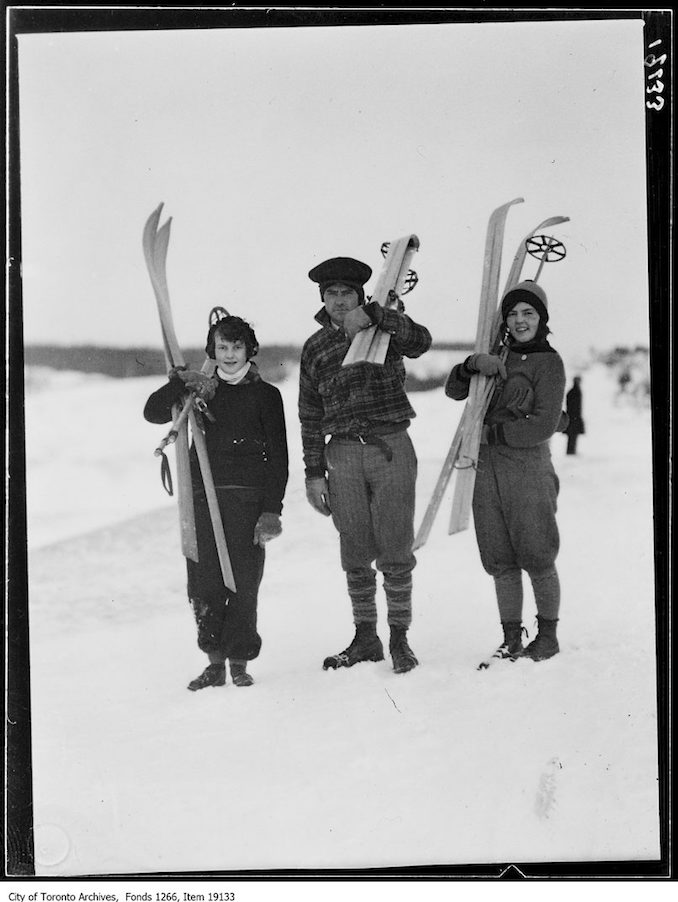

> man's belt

[{"left": 331, "top": 422, "right": 409, "bottom": 461}]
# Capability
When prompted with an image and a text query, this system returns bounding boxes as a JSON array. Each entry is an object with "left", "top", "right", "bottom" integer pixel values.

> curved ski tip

[
  {"left": 409, "top": 234, "right": 421, "bottom": 249},
  {"left": 536, "top": 215, "right": 570, "bottom": 230},
  {"left": 143, "top": 203, "right": 164, "bottom": 233},
  {"left": 549, "top": 215, "right": 570, "bottom": 228},
  {"left": 157, "top": 217, "right": 172, "bottom": 238},
  {"left": 490, "top": 197, "right": 525, "bottom": 216}
]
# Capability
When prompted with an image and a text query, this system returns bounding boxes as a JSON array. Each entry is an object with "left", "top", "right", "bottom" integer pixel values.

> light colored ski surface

[
  {"left": 342, "top": 234, "right": 419, "bottom": 367},
  {"left": 143, "top": 205, "right": 235, "bottom": 589},
  {"left": 412, "top": 199, "right": 522, "bottom": 549}
]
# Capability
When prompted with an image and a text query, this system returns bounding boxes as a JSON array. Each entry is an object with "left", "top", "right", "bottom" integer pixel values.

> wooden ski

[
  {"left": 143, "top": 206, "right": 198, "bottom": 561},
  {"left": 412, "top": 198, "right": 523, "bottom": 550},
  {"left": 342, "top": 234, "right": 419, "bottom": 367},
  {"left": 143, "top": 205, "right": 236, "bottom": 591},
  {"left": 153, "top": 307, "right": 227, "bottom": 457},
  {"left": 447, "top": 198, "right": 524, "bottom": 534}
]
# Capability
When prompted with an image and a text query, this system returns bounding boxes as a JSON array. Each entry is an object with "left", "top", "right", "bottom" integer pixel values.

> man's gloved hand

[
  {"left": 305, "top": 477, "right": 332, "bottom": 516},
  {"left": 343, "top": 306, "right": 373, "bottom": 341},
  {"left": 465, "top": 353, "right": 507, "bottom": 380},
  {"left": 253, "top": 512, "right": 282, "bottom": 546},
  {"left": 173, "top": 369, "right": 218, "bottom": 402}
]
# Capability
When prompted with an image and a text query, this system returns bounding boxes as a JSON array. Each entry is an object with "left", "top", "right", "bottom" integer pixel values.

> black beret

[{"left": 308, "top": 257, "right": 372, "bottom": 289}]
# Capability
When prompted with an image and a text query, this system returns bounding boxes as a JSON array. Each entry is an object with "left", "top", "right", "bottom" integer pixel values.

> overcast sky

[{"left": 17, "top": 15, "right": 649, "bottom": 363}]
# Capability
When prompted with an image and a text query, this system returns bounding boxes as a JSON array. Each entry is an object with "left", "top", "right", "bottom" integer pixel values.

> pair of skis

[
  {"left": 342, "top": 234, "right": 419, "bottom": 366},
  {"left": 143, "top": 204, "right": 236, "bottom": 592},
  {"left": 152, "top": 305, "right": 227, "bottom": 461},
  {"left": 413, "top": 202, "right": 569, "bottom": 550}
]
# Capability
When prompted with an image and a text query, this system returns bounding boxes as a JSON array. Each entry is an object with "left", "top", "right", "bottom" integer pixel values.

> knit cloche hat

[{"left": 501, "top": 280, "right": 549, "bottom": 323}]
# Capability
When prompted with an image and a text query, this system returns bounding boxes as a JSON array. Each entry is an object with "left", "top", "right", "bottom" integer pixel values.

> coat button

[{"left": 521, "top": 354, "right": 527, "bottom": 360}]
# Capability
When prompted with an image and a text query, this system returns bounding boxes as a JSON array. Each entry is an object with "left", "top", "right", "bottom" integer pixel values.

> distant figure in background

[
  {"left": 616, "top": 365, "right": 632, "bottom": 402},
  {"left": 564, "top": 376, "right": 585, "bottom": 455},
  {"left": 144, "top": 315, "right": 288, "bottom": 691},
  {"left": 445, "top": 281, "right": 567, "bottom": 666},
  {"left": 299, "top": 256, "right": 432, "bottom": 674}
]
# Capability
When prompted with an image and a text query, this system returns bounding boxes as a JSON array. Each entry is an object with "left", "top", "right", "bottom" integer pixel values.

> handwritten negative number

[{"left": 645, "top": 44, "right": 667, "bottom": 111}]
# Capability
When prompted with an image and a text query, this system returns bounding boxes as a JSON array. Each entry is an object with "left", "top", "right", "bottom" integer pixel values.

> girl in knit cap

[
  {"left": 445, "top": 280, "right": 567, "bottom": 666},
  {"left": 144, "top": 315, "right": 288, "bottom": 690}
]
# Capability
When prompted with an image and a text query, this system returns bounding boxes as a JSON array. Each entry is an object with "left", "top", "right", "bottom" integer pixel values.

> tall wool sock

[
  {"left": 383, "top": 570, "right": 413, "bottom": 629},
  {"left": 494, "top": 568, "right": 524, "bottom": 623},
  {"left": 529, "top": 566, "right": 561, "bottom": 621},
  {"left": 346, "top": 567, "right": 378, "bottom": 623}
]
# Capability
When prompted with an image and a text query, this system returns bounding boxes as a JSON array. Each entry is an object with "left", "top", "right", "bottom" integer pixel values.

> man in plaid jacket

[{"left": 298, "top": 256, "right": 432, "bottom": 674}]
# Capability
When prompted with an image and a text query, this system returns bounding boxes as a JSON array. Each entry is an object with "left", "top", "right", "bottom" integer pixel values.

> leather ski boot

[
  {"left": 323, "top": 621, "right": 384, "bottom": 670},
  {"left": 229, "top": 660, "right": 254, "bottom": 687},
  {"left": 521, "top": 616, "right": 560, "bottom": 661},
  {"left": 478, "top": 621, "right": 525, "bottom": 670},
  {"left": 187, "top": 662, "right": 226, "bottom": 691},
  {"left": 389, "top": 625, "right": 419, "bottom": 674}
]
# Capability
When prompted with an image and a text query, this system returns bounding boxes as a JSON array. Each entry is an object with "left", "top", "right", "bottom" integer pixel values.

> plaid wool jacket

[{"left": 299, "top": 306, "right": 432, "bottom": 477}]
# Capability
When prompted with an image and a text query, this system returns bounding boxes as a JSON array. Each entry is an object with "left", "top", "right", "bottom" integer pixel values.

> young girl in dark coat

[
  {"left": 144, "top": 315, "right": 288, "bottom": 690},
  {"left": 445, "top": 281, "right": 566, "bottom": 666}
]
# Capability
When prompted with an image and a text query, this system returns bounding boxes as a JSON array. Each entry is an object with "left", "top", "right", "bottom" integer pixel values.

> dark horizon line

[{"left": 22, "top": 340, "right": 477, "bottom": 351}]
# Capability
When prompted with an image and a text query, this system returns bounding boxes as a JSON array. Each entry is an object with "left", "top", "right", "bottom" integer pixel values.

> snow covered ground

[{"left": 21, "top": 358, "right": 660, "bottom": 877}]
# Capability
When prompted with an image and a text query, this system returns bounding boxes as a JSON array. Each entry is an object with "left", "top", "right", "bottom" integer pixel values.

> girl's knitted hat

[{"left": 501, "top": 280, "right": 549, "bottom": 323}]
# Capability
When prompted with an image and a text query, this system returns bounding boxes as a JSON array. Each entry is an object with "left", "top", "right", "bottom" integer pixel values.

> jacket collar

[
  {"left": 313, "top": 306, "right": 363, "bottom": 331},
  {"left": 243, "top": 361, "right": 262, "bottom": 383},
  {"left": 314, "top": 307, "right": 333, "bottom": 328},
  {"left": 216, "top": 361, "right": 262, "bottom": 384},
  {"left": 508, "top": 336, "right": 556, "bottom": 355}
]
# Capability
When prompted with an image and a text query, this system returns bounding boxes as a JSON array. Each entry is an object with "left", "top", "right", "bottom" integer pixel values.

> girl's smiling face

[
  {"left": 214, "top": 336, "right": 248, "bottom": 376},
  {"left": 506, "top": 301, "right": 540, "bottom": 343}
]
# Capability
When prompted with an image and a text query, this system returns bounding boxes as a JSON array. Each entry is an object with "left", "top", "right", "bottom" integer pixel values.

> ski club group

[{"left": 144, "top": 219, "right": 572, "bottom": 692}]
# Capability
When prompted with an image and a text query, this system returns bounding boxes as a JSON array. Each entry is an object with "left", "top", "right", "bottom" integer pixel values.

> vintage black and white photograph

[{"left": 7, "top": 6, "right": 670, "bottom": 882}]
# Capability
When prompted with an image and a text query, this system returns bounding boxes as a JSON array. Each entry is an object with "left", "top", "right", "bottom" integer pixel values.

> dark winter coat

[
  {"left": 299, "top": 305, "right": 431, "bottom": 477},
  {"left": 445, "top": 338, "right": 566, "bottom": 577},
  {"left": 565, "top": 383, "right": 585, "bottom": 437},
  {"left": 445, "top": 338, "right": 566, "bottom": 447},
  {"left": 144, "top": 364, "right": 288, "bottom": 514}
]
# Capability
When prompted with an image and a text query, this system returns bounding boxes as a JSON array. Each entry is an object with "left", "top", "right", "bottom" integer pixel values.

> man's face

[{"left": 322, "top": 283, "right": 360, "bottom": 327}]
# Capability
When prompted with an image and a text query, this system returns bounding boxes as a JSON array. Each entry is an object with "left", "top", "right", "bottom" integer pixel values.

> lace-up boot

[
  {"left": 389, "top": 625, "right": 419, "bottom": 674},
  {"left": 229, "top": 660, "right": 255, "bottom": 687},
  {"left": 477, "top": 621, "right": 525, "bottom": 670},
  {"left": 187, "top": 662, "right": 226, "bottom": 691},
  {"left": 323, "top": 621, "right": 384, "bottom": 670},
  {"left": 521, "top": 616, "right": 559, "bottom": 661}
]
